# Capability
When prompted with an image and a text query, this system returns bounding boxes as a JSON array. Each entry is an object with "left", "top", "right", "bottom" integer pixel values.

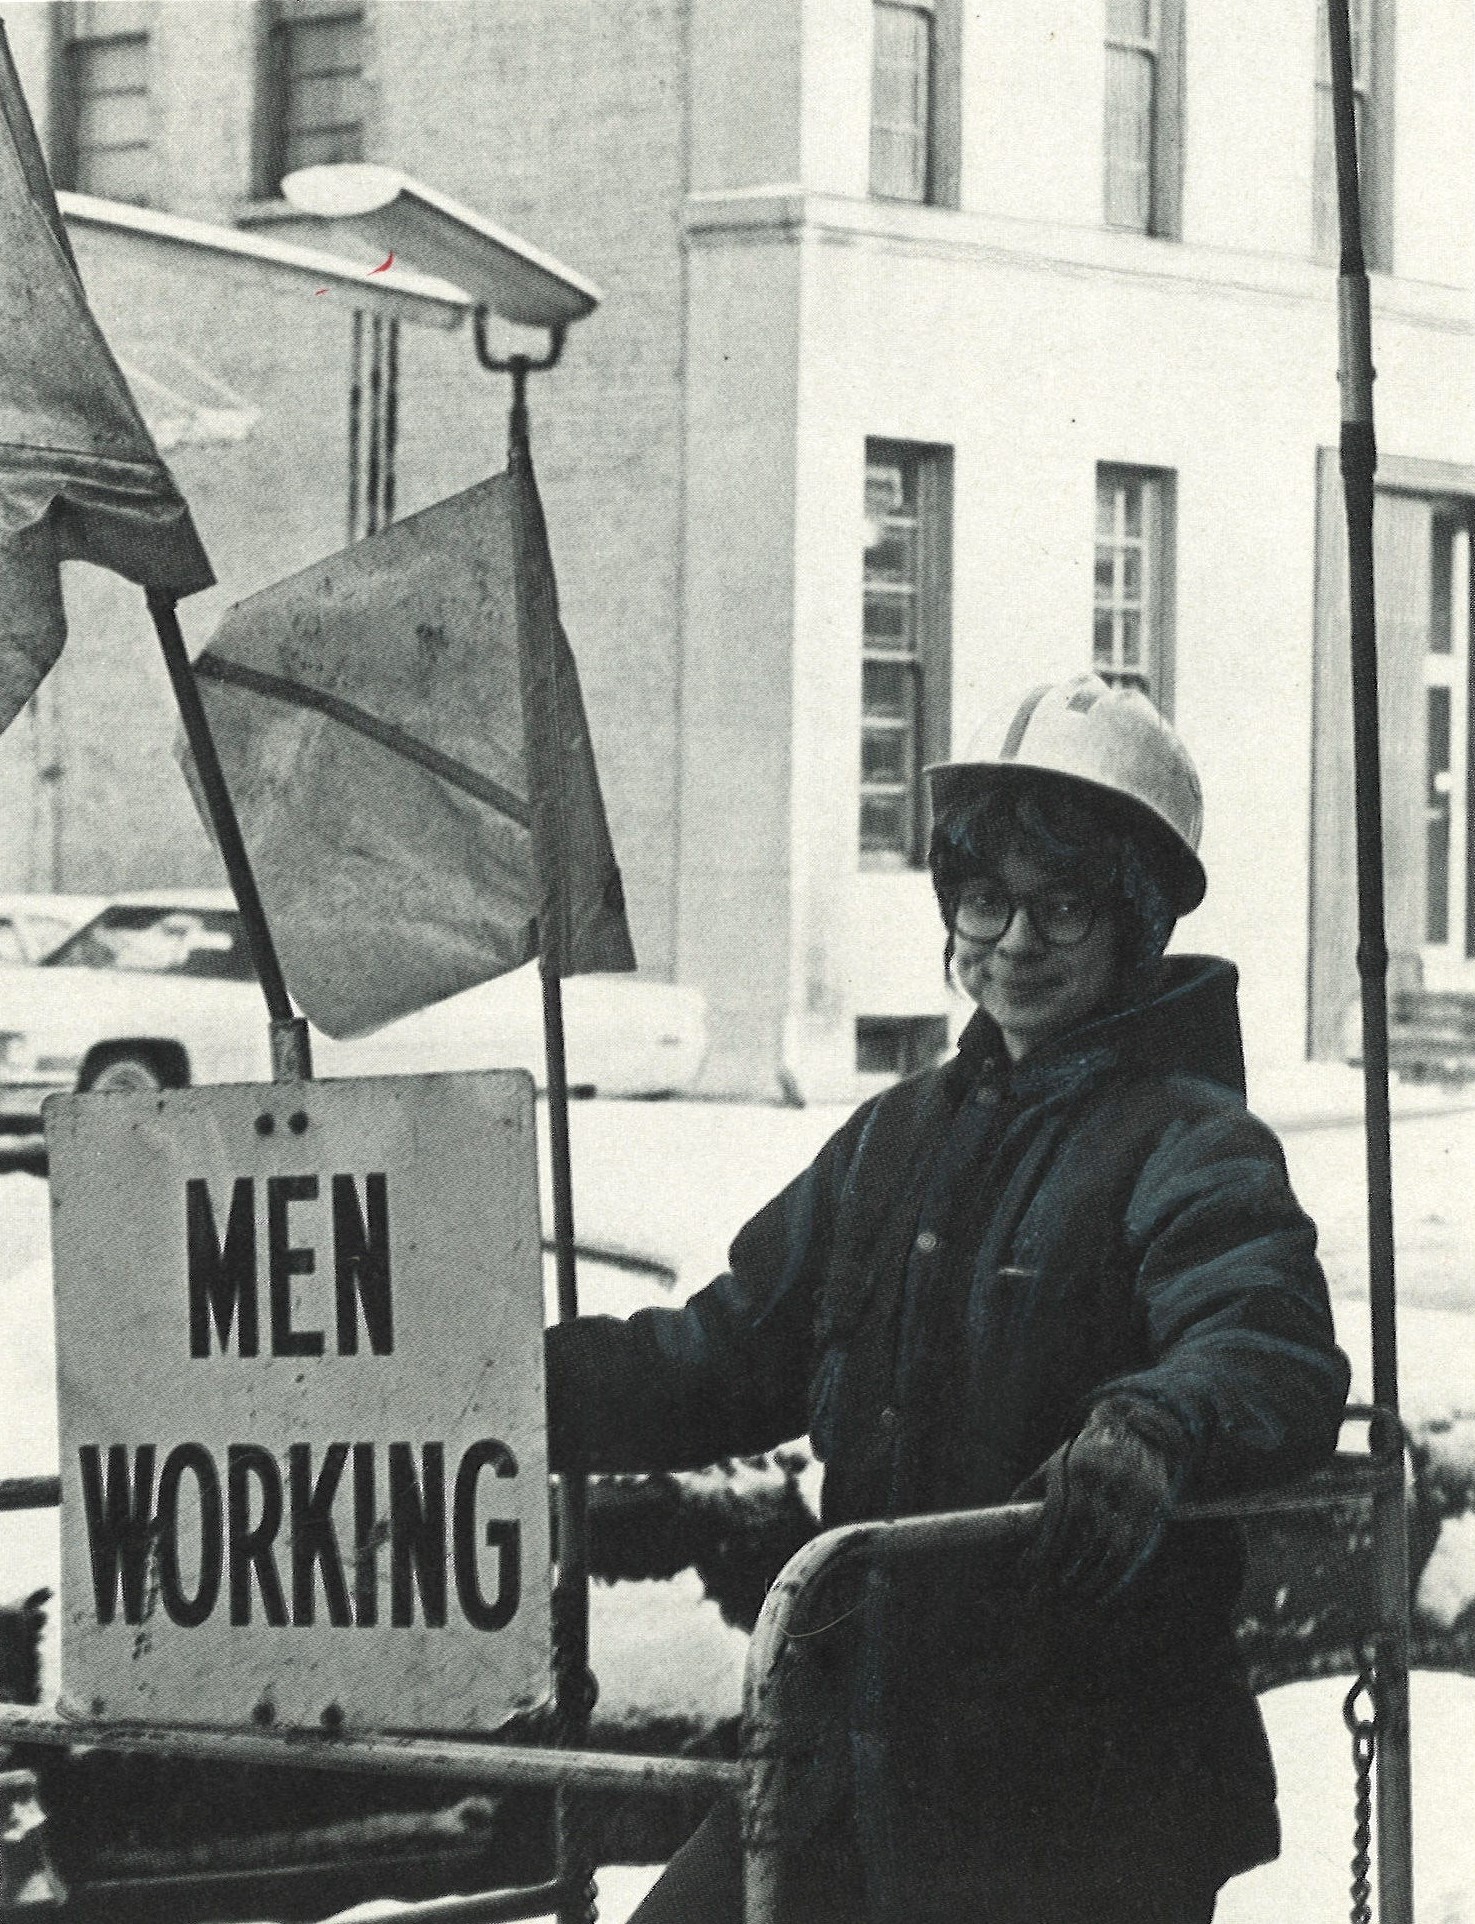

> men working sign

[{"left": 47, "top": 1073, "right": 550, "bottom": 1734}]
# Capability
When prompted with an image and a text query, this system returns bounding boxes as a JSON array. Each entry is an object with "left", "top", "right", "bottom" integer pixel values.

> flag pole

[
  {"left": 1325, "top": 2, "right": 1412, "bottom": 1918},
  {"left": 478, "top": 319, "right": 594, "bottom": 1924},
  {"left": 147, "top": 589, "right": 313, "bottom": 1083},
  {"left": 538, "top": 910, "right": 595, "bottom": 1924}
]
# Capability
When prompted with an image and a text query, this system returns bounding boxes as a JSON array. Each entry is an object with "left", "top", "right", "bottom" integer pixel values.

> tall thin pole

[
  {"left": 1325, "top": 3, "right": 1411, "bottom": 1919},
  {"left": 1328, "top": 0, "right": 1397, "bottom": 1427},
  {"left": 347, "top": 309, "right": 365, "bottom": 545},
  {"left": 544, "top": 960, "right": 594, "bottom": 1924},
  {"left": 494, "top": 359, "right": 594, "bottom": 1924},
  {"left": 382, "top": 316, "right": 400, "bottom": 529},
  {"left": 366, "top": 314, "right": 384, "bottom": 539},
  {"left": 148, "top": 590, "right": 312, "bottom": 1083}
]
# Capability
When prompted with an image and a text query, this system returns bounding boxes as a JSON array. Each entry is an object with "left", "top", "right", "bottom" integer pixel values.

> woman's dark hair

[{"left": 928, "top": 769, "right": 1177, "bottom": 996}]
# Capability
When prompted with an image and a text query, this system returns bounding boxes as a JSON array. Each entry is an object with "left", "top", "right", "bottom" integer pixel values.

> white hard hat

[{"left": 926, "top": 673, "right": 1206, "bottom": 913}]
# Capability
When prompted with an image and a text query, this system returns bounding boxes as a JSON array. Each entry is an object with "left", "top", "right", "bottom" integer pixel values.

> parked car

[
  {"left": 0, "top": 894, "right": 105, "bottom": 966},
  {"left": 0, "top": 891, "right": 708, "bottom": 1122}
]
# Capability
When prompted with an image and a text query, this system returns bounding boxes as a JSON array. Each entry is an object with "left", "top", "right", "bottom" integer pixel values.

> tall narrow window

[
  {"left": 869, "top": 0, "right": 961, "bottom": 209},
  {"left": 261, "top": 0, "right": 366, "bottom": 193},
  {"left": 870, "top": 1, "right": 932, "bottom": 202},
  {"left": 1093, "top": 466, "right": 1176, "bottom": 713},
  {"left": 860, "top": 441, "right": 952, "bottom": 867},
  {"left": 51, "top": 3, "right": 154, "bottom": 204},
  {"left": 1103, "top": 0, "right": 1184, "bottom": 238},
  {"left": 1423, "top": 512, "right": 1475, "bottom": 961},
  {"left": 1313, "top": 0, "right": 1394, "bottom": 270}
]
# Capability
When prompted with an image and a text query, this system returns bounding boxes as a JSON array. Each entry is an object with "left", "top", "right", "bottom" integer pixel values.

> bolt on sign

[{"left": 45, "top": 1072, "right": 550, "bottom": 1735}]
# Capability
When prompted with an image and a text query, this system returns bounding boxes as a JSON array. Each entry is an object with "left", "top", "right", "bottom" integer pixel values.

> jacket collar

[{"left": 946, "top": 955, "right": 1247, "bottom": 1108}]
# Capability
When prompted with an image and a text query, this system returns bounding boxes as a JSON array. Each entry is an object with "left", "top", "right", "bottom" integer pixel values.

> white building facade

[{"left": 679, "top": 0, "right": 1475, "bottom": 1099}]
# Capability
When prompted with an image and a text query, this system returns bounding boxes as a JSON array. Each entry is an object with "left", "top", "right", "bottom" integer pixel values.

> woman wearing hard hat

[{"left": 546, "top": 673, "right": 1349, "bottom": 1923}]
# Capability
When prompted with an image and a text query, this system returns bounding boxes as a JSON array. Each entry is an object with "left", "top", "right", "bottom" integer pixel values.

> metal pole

[
  {"left": 348, "top": 309, "right": 365, "bottom": 545},
  {"left": 543, "top": 960, "right": 595, "bottom": 1924},
  {"left": 477, "top": 333, "right": 590, "bottom": 1924},
  {"left": 0, "top": 1708, "right": 738, "bottom": 1799},
  {"left": 1371, "top": 1458, "right": 1413, "bottom": 1923},
  {"left": 1325, "top": 3, "right": 1413, "bottom": 1917},
  {"left": 526, "top": 583, "right": 596, "bottom": 1924},
  {"left": 366, "top": 314, "right": 385, "bottom": 539},
  {"left": 1326, "top": 0, "right": 1399, "bottom": 1432},
  {"left": 146, "top": 591, "right": 312, "bottom": 1083},
  {"left": 383, "top": 315, "right": 401, "bottom": 529}
]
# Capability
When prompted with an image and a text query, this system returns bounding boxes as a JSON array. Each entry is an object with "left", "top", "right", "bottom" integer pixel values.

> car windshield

[
  {"left": 18, "top": 914, "right": 77, "bottom": 962},
  {"left": 45, "top": 906, "right": 256, "bottom": 982}
]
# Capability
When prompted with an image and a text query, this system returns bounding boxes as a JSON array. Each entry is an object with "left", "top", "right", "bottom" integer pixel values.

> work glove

[{"left": 1014, "top": 1396, "right": 1186, "bottom": 1606}]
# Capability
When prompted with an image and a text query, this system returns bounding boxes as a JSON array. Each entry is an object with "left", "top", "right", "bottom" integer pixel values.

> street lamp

[
  {"left": 282, "top": 160, "right": 601, "bottom": 464},
  {"left": 280, "top": 163, "right": 600, "bottom": 335}
]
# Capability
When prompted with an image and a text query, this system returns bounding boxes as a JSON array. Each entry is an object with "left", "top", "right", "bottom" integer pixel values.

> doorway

[{"left": 1309, "top": 454, "right": 1475, "bottom": 1057}]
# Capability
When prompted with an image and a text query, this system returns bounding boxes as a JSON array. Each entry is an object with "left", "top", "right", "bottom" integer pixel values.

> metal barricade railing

[
  {"left": 0, "top": 1409, "right": 1410, "bottom": 1924},
  {"left": 0, "top": 1698, "right": 739, "bottom": 1921},
  {"left": 742, "top": 1412, "right": 1410, "bottom": 1924}
]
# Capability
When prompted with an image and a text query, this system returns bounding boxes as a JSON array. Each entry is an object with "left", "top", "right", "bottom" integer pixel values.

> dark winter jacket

[{"left": 546, "top": 956, "right": 1350, "bottom": 1906}]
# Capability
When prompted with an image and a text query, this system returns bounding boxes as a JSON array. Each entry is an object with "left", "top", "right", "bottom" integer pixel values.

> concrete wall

[
  {"left": 690, "top": 0, "right": 801, "bottom": 194},
  {"left": 795, "top": 0, "right": 1475, "bottom": 272},
  {"left": 677, "top": 224, "right": 802, "bottom": 1098}
]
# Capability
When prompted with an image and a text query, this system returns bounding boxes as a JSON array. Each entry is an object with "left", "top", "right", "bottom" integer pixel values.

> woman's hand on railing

[{"left": 1014, "top": 1397, "right": 1183, "bottom": 1604}]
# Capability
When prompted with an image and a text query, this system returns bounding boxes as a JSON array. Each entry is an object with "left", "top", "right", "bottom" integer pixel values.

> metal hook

[
  {"left": 473, "top": 309, "right": 567, "bottom": 454},
  {"left": 472, "top": 309, "right": 568, "bottom": 376},
  {"left": 1342, "top": 1655, "right": 1378, "bottom": 1739}
]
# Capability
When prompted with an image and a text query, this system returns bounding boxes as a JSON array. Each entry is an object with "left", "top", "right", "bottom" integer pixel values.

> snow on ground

[
  {"left": 318, "top": 1862, "right": 663, "bottom": 1923},
  {"left": 1274, "top": 1104, "right": 1475, "bottom": 1424},
  {"left": 1280, "top": 1106, "right": 1475, "bottom": 1319},
  {"left": 539, "top": 1098, "right": 844, "bottom": 1301},
  {"left": 1219, "top": 1673, "right": 1475, "bottom": 1924},
  {"left": 1420, "top": 1511, "right": 1475, "bottom": 1629},
  {"left": 549, "top": 1072, "right": 1475, "bottom": 1315},
  {"left": 0, "top": 1191, "right": 60, "bottom": 1667},
  {"left": 0, "top": 1241, "right": 54, "bottom": 1481},
  {"left": 590, "top": 1569, "right": 749, "bottom": 1727}
]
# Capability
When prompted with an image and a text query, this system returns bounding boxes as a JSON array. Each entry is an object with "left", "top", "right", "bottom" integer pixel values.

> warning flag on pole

[
  {"left": 188, "top": 446, "right": 636, "bottom": 1040},
  {"left": 0, "top": 26, "right": 213, "bottom": 736}
]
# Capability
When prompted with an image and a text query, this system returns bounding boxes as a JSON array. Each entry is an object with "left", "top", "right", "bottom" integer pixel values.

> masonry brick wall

[{"left": 0, "top": 0, "right": 691, "bottom": 985}]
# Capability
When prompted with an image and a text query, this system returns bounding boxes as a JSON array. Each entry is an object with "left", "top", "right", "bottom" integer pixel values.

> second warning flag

[{"left": 190, "top": 444, "right": 634, "bottom": 1039}]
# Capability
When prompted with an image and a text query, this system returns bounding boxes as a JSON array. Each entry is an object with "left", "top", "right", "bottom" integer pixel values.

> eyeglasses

[{"left": 952, "top": 884, "right": 1105, "bottom": 950}]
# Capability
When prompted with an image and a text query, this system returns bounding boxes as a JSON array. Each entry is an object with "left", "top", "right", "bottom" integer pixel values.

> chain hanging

[{"left": 1343, "top": 1650, "right": 1379, "bottom": 1924}]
